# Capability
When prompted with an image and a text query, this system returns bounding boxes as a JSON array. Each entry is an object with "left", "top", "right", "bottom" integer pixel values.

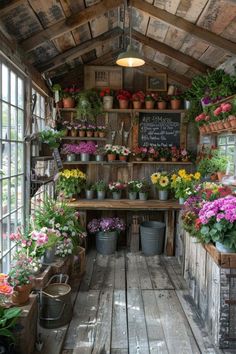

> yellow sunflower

[
  {"left": 159, "top": 176, "right": 169, "bottom": 187},
  {"left": 194, "top": 172, "right": 201, "bottom": 180}
]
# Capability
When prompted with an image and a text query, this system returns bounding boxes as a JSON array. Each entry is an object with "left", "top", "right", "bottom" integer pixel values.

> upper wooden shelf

[
  {"left": 132, "top": 161, "right": 193, "bottom": 165},
  {"left": 61, "top": 137, "right": 106, "bottom": 141},
  {"left": 66, "top": 198, "right": 182, "bottom": 210},
  {"left": 62, "top": 160, "right": 193, "bottom": 166},
  {"left": 201, "top": 127, "right": 236, "bottom": 135},
  {"left": 59, "top": 108, "right": 186, "bottom": 114}
]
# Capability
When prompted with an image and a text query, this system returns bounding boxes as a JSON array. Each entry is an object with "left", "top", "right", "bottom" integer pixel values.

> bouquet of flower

[
  {"left": 116, "top": 89, "right": 131, "bottom": 101},
  {"left": 148, "top": 146, "right": 158, "bottom": 159},
  {"left": 108, "top": 181, "right": 126, "bottom": 192},
  {"left": 8, "top": 253, "right": 34, "bottom": 287},
  {"left": 100, "top": 88, "right": 114, "bottom": 97},
  {"left": 104, "top": 144, "right": 120, "bottom": 154},
  {"left": 151, "top": 172, "right": 171, "bottom": 190},
  {"left": 55, "top": 168, "right": 86, "bottom": 197},
  {"left": 132, "top": 91, "right": 145, "bottom": 102},
  {"left": 77, "top": 141, "right": 97, "bottom": 154},
  {"left": 132, "top": 146, "right": 147, "bottom": 159},
  {"left": 171, "top": 169, "right": 201, "bottom": 199},
  {"left": 87, "top": 217, "right": 125, "bottom": 233},
  {"left": 127, "top": 180, "right": 140, "bottom": 192},
  {"left": 39, "top": 128, "right": 65, "bottom": 149},
  {"left": 119, "top": 146, "right": 131, "bottom": 156},
  {"left": 197, "top": 196, "right": 236, "bottom": 249},
  {"left": 136, "top": 179, "right": 150, "bottom": 193}
]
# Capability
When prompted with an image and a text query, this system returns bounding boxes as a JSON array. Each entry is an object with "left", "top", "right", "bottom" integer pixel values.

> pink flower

[
  {"left": 221, "top": 103, "right": 232, "bottom": 112},
  {"left": 213, "top": 107, "right": 222, "bottom": 116}
]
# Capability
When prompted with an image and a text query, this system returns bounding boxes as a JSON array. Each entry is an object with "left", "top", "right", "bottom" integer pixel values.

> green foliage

[
  {"left": 39, "top": 129, "right": 65, "bottom": 149},
  {"left": 197, "top": 150, "right": 228, "bottom": 176},
  {"left": 94, "top": 180, "right": 107, "bottom": 191},
  {"left": 0, "top": 307, "right": 21, "bottom": 341},
  {"left": 77, "top": 90, "right": 103, "bottom": 120}
]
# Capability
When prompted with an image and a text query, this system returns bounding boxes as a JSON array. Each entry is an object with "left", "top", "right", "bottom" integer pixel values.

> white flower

[{"left": 55, "top": 223, "right": 61, "bottom": 228}]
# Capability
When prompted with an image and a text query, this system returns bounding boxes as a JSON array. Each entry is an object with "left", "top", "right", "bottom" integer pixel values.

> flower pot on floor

[
  {"left": 96, "top": 231, "right": 118, "bottom": 255},
  {"left": 140, "top": 221, "right": 165, "bottom": 256}
]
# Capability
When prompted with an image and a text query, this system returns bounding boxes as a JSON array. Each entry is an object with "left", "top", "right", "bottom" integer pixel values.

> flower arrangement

[
  {"left": 151, "top": 172, "right": 171, "bottom": 190},
  {"left": 118, "top": 146, "right": 131, "bottom": 157},
  {"left": 62, "top": 86, "right": 80, "bottom": 99},
  {"left": 145, "top": 92, "right": 158, "bottom": 101},
  {"left": 171, "top": 169, "right": 201, "bottom": 199},
  {"left": 39, "top": 128, "right": 65, "bottom": 149},
  {"left": 170, "top": 146, "right": 179, "bottom": 160},
  {"left": 104, "top": 144, "right": 120, "bottom": 154},
  {"left": 55, "top": 238, "right": 73, "bottom": 258},
  {"left": 132, "top": 146, "right": 147, "bottom": 159},
  {"left": 100, "top": 88, "right": 114, "bottom": 97},
  {"left": 62, "top": 143, "right": 80, "bottom": 155},
  {"left": 55, "top": 168, "right": 86, "bottom": 197},
  {"left": 77, "top": 141, "right": 97, "bottom": 154},
  {"left": 116, "top": 89, "right": 131, "bottom": 101},
  {"left": 87, "top": 217, "right": 125, "bottom": 233},
  {"left": 108, "top": 181, "right": 126, "bottom": 192},
  {"left": 158, "top": 147, "right": 171, "bottom": 160},
  {"left": 8, "top": 253, "right": 34, "bottom": 287},
  {"left": 147, "top": 147, "right": 158, "bottom": 159},
  {"left": 136, "top": 179, "right": 150, "bottom": 193},
  {"left": 132, "top": 91, "right": 145, "bottom": 102},
  {"left": 179, "top": 148, "right": 190, "bottom": 162},
  {"left": 197, "top": 196, "right": 236, "bottom": 250},
  {"left": 127, "top": 180, "right": 140, "bottom": 192}
]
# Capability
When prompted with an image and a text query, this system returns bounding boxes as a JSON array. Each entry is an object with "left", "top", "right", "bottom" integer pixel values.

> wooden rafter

[
  {"left": 0, "top": 0, "right": 26, "bottom": 17},
  {"left": 142, "top": 57, "right": 192, "bottom": 87},
  {"left": 133, "top": 0, "right": 236, "bottom": 56},
  {"left": 89, "top": 49, "right": 121, "bottom": 65},
  {"left": 20, "top": 0, "right": 124, "bottom": 53},
  {"left": 38, "top": 27, "right": 123, "bottom": 73},
  {"left": 132, "top": 30, "right": 211, "bottom": 73}
]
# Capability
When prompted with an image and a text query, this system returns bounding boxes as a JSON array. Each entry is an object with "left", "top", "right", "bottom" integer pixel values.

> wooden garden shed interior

[{"left": 1, "top": 0, "right": 236, "bottom": 353}]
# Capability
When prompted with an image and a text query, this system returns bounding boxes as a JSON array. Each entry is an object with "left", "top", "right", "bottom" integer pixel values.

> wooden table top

[{"left": 66, "top": 199, "right": 182, "bottom": 210}]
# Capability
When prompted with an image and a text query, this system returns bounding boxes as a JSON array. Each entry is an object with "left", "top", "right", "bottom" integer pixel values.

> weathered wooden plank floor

[{"left": 62, "top": 251, "right": 228, "bottom": 354}]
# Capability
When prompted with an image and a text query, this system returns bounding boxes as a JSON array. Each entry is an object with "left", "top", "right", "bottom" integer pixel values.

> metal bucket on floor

[
  {"left": 140, "top": 221, "right": 165, "bottom": 256},
  {"left": 39, "top": 275, "right": 72, "bottom": 329}
]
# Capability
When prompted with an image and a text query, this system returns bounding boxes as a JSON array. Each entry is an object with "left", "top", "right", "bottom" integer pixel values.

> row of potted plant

[
  {"left": 195, "top": 100, "right": 236, "bottom": 134},
  {"left": 62, "top": 121, "right": 107, "bottom": 138},
  {"left": 181, "top": 182, "right": 236, "bottom": 253},
  {"left": 132, "top": 146, "right": 193, "bottom": 162},
  {"left": 196, "top": 146, "right": 228, "bottom": 181},
  {"left": 0, "top": 198, "right": 85, "bottom": 307}
]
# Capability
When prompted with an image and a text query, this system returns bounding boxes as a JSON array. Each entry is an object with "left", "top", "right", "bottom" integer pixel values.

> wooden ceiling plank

[
  {"left": 133, "top": 0, "right": 236, "bottom": 56},
  {"left": 38, "top": 27, "right": 122, "bottom": 73},
  {"left": 132, "top": 30, "right": 211, "bottom": 73},
  {"left": 20, "top": 0, "right": 124, "bottom": 52},
  {"left": 0, "top": 0, "right": 26, "bottom": 17},
  {"left": 89, "top": 49, "right": 121, "bottom": 65}
]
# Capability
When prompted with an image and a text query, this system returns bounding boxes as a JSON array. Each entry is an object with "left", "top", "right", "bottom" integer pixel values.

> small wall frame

[{"left": 146, "top": 73, "right": 167, "bottom": 91}]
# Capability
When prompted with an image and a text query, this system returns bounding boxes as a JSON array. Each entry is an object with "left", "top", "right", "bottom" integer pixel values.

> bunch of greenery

[
  {"left": 0, "top": 307, "right": 21, "bottom": 341},
  {"left": 39, "top": 128, "right": 65, "bottom": 149},
  {"left": 77, "top": 89, "right": 103, "bottom": 120},
  {"left": 94, "top": 180, "right": 107, "bottom": 191},
  {"left": 197, "top": 150, "right": 228, "bottom": 177}
]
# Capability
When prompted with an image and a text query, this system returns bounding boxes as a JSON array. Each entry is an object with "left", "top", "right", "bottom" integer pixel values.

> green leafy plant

[
  {"left": 85, "top": 183, "right": 96, "bottom": 191},
  {"left": 39, "top": 128, "right": 65, "bottom": 149},
  {"left": 0, "top": 307, "right": 21, "bottom": 340},
  {"left": 77, "top": 90, "right": 103, "bottom": 120},
  {"left": 94, "top": 180, "right": 107, "bottom": 191}
]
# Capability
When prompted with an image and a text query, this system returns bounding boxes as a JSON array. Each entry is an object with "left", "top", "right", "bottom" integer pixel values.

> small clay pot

[
  {"left": 133, "top": 101, "right": 142, "bottom": 109},
  {"left": 63, "top": 97, "right": 75, "bottom": 108},
  {"left": 157, "top": 101, "right": 167, "bottom": 110},
  {"left": 170, "top": 99, "right": 181, "bottom": 110},
  {"left": 145, "top": 101, "right": 155, "bottom": 109},
  {"left": 119, "top": 100, "right": 129, "bottom": 109}
]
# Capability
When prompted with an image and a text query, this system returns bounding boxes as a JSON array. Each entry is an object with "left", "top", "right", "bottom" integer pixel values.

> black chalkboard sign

[
  {"left": 53, "top": 148, "right": 63, "bottom": 170},
  {"left": 138, "top": 112, "right": 181, "bottom": 147}
]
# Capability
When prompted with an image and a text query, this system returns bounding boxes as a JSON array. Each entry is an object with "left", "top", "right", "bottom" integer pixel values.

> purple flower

[{"left": 87, "top": 217, "right": 125, "bottom": 233}]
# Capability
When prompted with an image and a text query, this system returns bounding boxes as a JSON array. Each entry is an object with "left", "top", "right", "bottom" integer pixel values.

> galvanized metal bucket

[
  {"left": 96, "top": 231, "right": 118, "bottom": 255},
  {"left": 140, "top": 221, "right": 165, "bottom": 256},
  {"left": 39, "top": 275, "right": 72, "bottom": 329}
]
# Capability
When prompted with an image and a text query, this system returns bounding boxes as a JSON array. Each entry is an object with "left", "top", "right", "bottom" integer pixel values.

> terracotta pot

[
  {"left": 79, "top": 130, "right": 86, "bottom": 137},
  {"left": 107, "top": 153, "right": 116, "bottom": 161},
  {"left": 217, "top": 121, "right": 224, "bottom": 130},
  {"left": 145, "top": 101, "right": 155, "bottom": 109},
  {"left": 86, "top": 131, "right": 93, "bottom": 137},
  {"left": 217, "top": 171, "right": 226, "bottom": 181},
  {"left": 160, "top": 157, "right": 167, "bottom": 162},
  {"left": 119, "top": 100, "right": 129, "bottom": 109},
  {"left": 212, "top": 122, "right": 218, "bottom": 131},
  {"left": 171, "top": 157, "right": 178, "bottom": 162},
  {"left": 170, "top": 99, "right": 181, "bottom": 110},
  {"left": 98, "top": 131, "right": 106, "bottom": 138},
  {"left": 223, "top": 119, "right": 231, "bottom": 129},
  {"left": 94, "top": 131, "right": 99, "bottom": 137},
  {"left": 133, "top": 101, "right": 142, "bottom": 109},
  {"left": 157, "top": 101, "right": 167, "bottom": 110},
  {"left": 71, "top": 128, "right": 77, "bottom": 137},
  {"left": 205, "top": 125, "right": 211, "bottom": 133},
  {"left": 119, "top": 155, "right": 127, "bottom": 161},
  {"left": 63, "top": 97, "right": 75, "bottom": 108},
  {"left": 12, "top": 283, "right": 32, "bottom": 306},
  {"left": 199, "top": 126, "right": 206, "bottom": 134},
  {"left": 229, "top": 115, "right": 236, "bottom": 128}
]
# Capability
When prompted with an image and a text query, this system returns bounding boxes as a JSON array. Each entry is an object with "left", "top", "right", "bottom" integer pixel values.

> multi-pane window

[
  {"left": 32, "top": 87, "right": 46, "bottom": 133},
  {"left": 218, "top": 134, "right": 236, "bottom": 175},
  {"left": 0, "top": 57, "right": 25, "bottom": 272}
]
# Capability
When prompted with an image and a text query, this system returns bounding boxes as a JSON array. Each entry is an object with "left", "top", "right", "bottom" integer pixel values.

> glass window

[
  {"left": 217, "top": 133, "right": 236, "bottom": 175},
  {"left": 0, "top": 56, "right": 25, "bottom": 272}
]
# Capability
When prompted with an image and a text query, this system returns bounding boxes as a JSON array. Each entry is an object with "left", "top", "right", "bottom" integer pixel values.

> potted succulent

[
  {"left": 127, "top": 180, "right": 140, "bottom": 200},
  {"left": 131, "top": 90, "right": 145, "bottom": 109},
  {"left": 84, "top": 183, "right": 95, "bottom": 200},
  {"left": 77, "top": 141, "right": 97, "bottom": 161},
  {"left": 145, "top": 93, "right": 156, "bottom": 109},
  {"left": 100, "top": 87, "right": 114, "bottom": 110},
  {"left": 157, "top": 96, "right": 167, "bottom": 110},
  {"left": 87, "top": 217, "right": 125, "bottom": 255},
  {"left": 137, "top": 179, "right": 150, "bottom": 200},
  {"left": 170, "top": 95, "right": 182, "bottom": 109},
  {"left": 151, "top": 172, "right": 171, "bottom": 201},
  {"left": 55, "top": 168, "right": 86, "bottom": 199},
  {"left": 118, "top": 146, "right": 131, "bottom": 161},
  {"left": 94, "top": 180, "right": 107, "bottom": 200},
  {"left": 108, "top": 181, "right": 126, "bottom": 199},
  {"left": 116, "top": 89, "right": 131, "bottom": 109}
]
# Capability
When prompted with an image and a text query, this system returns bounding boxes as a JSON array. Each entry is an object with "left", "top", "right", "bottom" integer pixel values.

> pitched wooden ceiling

[{"left": 0, "top": 0, "right": 236, "bottom": 87}]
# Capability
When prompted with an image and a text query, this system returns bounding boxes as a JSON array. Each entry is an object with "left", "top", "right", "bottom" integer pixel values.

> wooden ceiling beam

[
  {"left": 133, "top": 0, "right": 236, "bottom": 56},
  {"left": 89, "top": 49, "right": 121, "bottom": 65},
  {"left": 132, "top": 30, "right": 211, "bottom": 73},
  {"left": 142, "top": 57, "right": 192, "bottom": 87},
  {"left": 38, "top": 27, "right": 123, "bottom": 73},
  {"left": 20, "top": 0, "right": 124, "bottom": 53},
  {"left": 0, "top": 0, "right": 26, "bottom": 17}
]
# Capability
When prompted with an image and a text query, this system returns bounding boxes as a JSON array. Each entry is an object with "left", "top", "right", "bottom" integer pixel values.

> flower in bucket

[
  {"left": 136, "top": 179, "right": 150, "bottom": 193},
  {"left": 61, "top": 143, "right": 80, "bottom": 155},
  {"left": 77, "top": 141, "right": 97, "bottom": 154},
  {"left": 87, "top": 217, "right": 125, "bottom": 233},
  {"left": 55, "top": 238, "right": 73, "bottom": 257},
  {"left": 100, "top": 88, "right": 114, "bottom": 97},
  {"left": 108, "top": 181, "right": 126, "bottom": 192},
  {"left": 197, "top": 196, "right": 236, "bottom": 249},
  {"left": 151, "top": 172, "right": 170, "bottom": 190},
  {"left": 127, "top": 180, "right": 140, "bottom": 192},
  {"left": 55, "top": 168, "right": 86, "bottom": 198},
  {"left": 171, "top": 169, "right": 201, "bottom": 199}
]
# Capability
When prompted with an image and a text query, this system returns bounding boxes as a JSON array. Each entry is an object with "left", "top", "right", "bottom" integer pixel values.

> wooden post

[{"left": 165, "top": 210, "right": 175, "bottom": 256}]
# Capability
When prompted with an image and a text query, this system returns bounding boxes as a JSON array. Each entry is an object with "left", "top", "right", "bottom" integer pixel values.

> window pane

[
  {"left": 17, "top": 143, "right": 23, "bottom": 174},
  {"left": 10, "top": 177, "right": 17, "bottom": 211},
  {"left": 2, "top": 179, "right": 9, "bottom": 217},
  {"left": 17, "top": 175, "right": 24, "bottom": 207},
  {"left": 2, "top": 102, "right": 9, "bottom": 140},
  {"left": 2, "top": 64, "right": 9, "bottom": 102},
  {"left": 17, "top": 78, "right": 24, "bottom": 109},
  {"left": 10, "top": 142, "right": 17, "bottom": 175},
  {"left": 17, "top": 109, "right": 24, "bottom": 141},
  {"left": 11, "top": 106, "right": 17, "bottom": 140},
  {"left": 10, "top": 71, "right": 16, "bottom": 106},
  {"left": 2, "top": 217, "right": 9, "bottom": 253},
  {"left": 2, "top": 142, "right": 10, "bottom": 177}
]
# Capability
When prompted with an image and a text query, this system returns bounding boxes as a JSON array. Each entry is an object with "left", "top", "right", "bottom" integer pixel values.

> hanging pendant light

[{"left": 116, "top": 1, "right": 145, "bottom": 68}]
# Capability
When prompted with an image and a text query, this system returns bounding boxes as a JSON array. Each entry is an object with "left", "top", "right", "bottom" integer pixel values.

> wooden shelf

[
  {"left": 31, "top": 177, "right": 54, "bottom": 184},
  {"left": 61, "top": 136, "right": 106, "bottom": 141},
  {"left": 59, "top": 108, "right": 186, "bottom": 114},
  {"left": 132, "top": 161, "right": 193, "bottom": 165},
  {"left": 66, "top": 198, "right": 181, "bottom": 210},
  {"left": 32, "top": 156, "right": 54, "bottom": 161},
  {"left": 63, "top": 161, "right": 131, "bottom": 166}
]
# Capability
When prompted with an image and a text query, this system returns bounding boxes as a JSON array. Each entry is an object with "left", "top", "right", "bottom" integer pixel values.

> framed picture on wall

[{"left": 146, "top": 73, "right": 167, "bottom": 91}]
